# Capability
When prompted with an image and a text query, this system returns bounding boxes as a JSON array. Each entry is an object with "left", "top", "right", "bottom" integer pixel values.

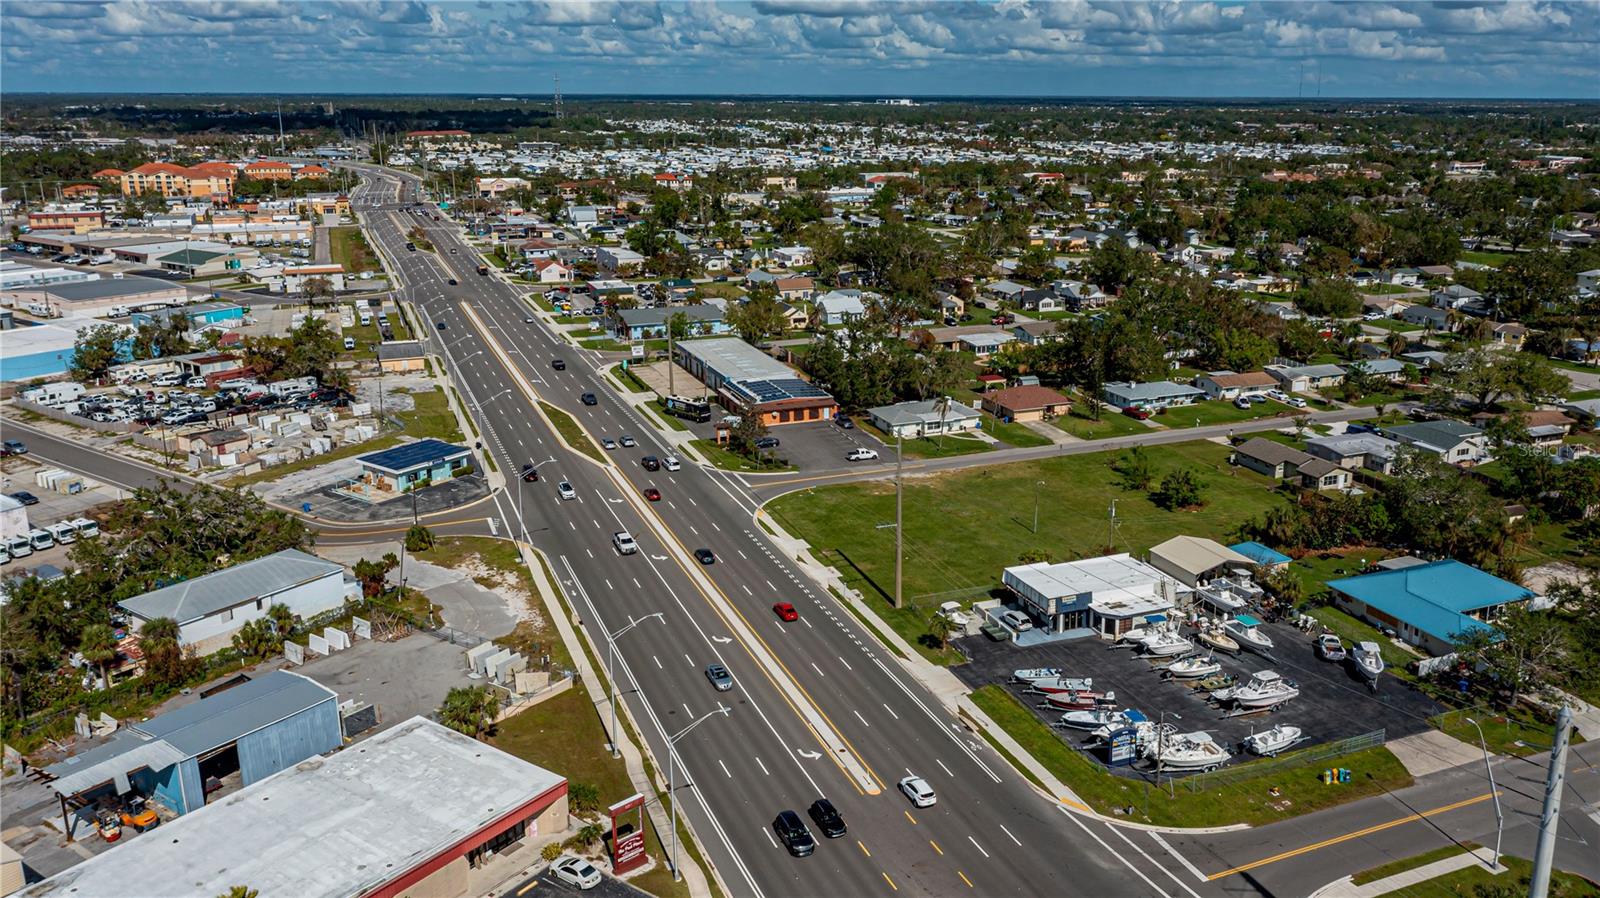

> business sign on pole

[
  {"left": 631, "top": 343, "right": 645, "bottom": 359},
  {"left": 1106, "top": 726, "right": 1139, "bottom": 767},
  {"left": 608, "top": 793, "right": 648, "bottom": 875}
]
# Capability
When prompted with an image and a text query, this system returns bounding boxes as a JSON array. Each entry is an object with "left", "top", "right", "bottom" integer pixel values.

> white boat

[
  {"left": 1223, "top": 615, "right": 1275, "bottom": 656},
  {"left": 1197, "top": 627, "right": 1240, "bottom": 655},
  {"left": 1090, "top": 712, "right": 1161, "bottom": 744},
  {"left": 1231, "top": 670, "right": 1300, "bottom": 709},
  {"left": 1011, "top": 668, "right": 1062, "bottom": 684},
  {"left": 1057, "top": 709, "right": 1132, "bottom": 731},
  {"left": 1243, "top": 725, "right": 1303, "bottom": 757},
  {"left": 1166, "top": 656, "right": 1221, "bottom": 679},
  {"left": 1043, "top": 690, "right": 1116, "bottom": 711},
  {"left": 1024, "top": 676, "right": 1096, "bottom": 695},
  {"left": 1350, "top": 641, "right": 1384, "bottom": 681},
  {"left": 1146, "top": 731, "right": 1230, "bottom": 771},
  {"left": 1142, "top": 629, "right": 1193, "bottom": 657}
]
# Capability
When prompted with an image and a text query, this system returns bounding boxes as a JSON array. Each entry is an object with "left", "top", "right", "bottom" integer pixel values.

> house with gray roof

[
  {"left": 867, "top": 399, "right": 983, "bottom": 439},
  {"left": 1101, "top": 380, "right": 1205, "bottom": 410},
  {"left": 816, "top": 289, "right": 869, "bottom": 325},
  {"left": 1381, "top": 420, "right": 1491, "bottom": 464},
  {"left": 1268, "top": 363, "right": 1346, "bottom": 393},
  {"left": 119, "top": 549, "right": 358, "bottom": 656},
  {"left": 615, "top": 303, "right": 729, "bottom": 340},
  {"left": 1306, "top": 432, "right": 1403, "bottom": 474}
]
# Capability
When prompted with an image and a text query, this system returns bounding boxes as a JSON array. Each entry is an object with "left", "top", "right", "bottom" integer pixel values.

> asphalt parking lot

[{"left": 952, "top": 618, "right": 1443, "bottom": 774}]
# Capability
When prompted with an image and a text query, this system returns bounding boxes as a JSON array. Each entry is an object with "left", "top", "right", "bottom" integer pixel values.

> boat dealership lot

[{"left": 952, "top": 618, "right": 1443, "bottom": 775}]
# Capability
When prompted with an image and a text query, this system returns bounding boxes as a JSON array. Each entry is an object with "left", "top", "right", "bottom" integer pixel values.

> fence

[
  {"left": 1181, "top": 729, "right": 1386, "bottom": 793},
  {"left": 422, "top": 625, "right": 486, "bottom": 649},
  {"left": 11, "top": 399, "right": 139, "bottom": 434}
]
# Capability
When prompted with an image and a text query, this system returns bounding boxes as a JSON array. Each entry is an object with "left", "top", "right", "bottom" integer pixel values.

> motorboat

[
  {"left": 1011, "top": 668, "right": 1063, "bottom": 685},
  {"left": 1166, "top": 655, "right": 1222, "bottom": 679},
  {"left": 1024, "top": 676, "right": 1096, "bottom": 695},
  {"left": 1043, "top": 690, "right": 1116, "bottom": 711},
  {"left": 1089, "top": 710, "right": 1153, "bottom": 742},
  {"left": 1242, "top": 724, "right": 1303, "bottom": 757},
  {"left": 1223, "top": 615, "right": 1275, "bottom": 656},
  {"left": 1057, "top": 709, "right": 1134, "bottom": 731},
  {"left": 1316, "top": 633, "right": 1347, "bottom": 662},
  {"left": 1350, "top": 641, "right": 1385, "bottom": 682},
  {"left": 1196, "top": 672, "right": 1236, "bottom": 694},
  {"left": 1197, "top": 627, "right": 1240, "bottom": 655},
  {"left": 1230, "top": 670, "right": 1300, "bottom": 709},
  {"left": 1141, "top": 629, "right": 1194, "bottom": 657},
  {"left": 1145, "top": 731, "right": 1230, "bottom": 771}
]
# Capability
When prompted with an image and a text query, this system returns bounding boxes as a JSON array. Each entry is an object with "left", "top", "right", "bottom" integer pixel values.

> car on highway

[
  {"left": 898, "top": 775, "right": 937, "bottom": 808},
  {"left": 8, "top": 491, "right": 40, "bottom": 506},
  {"left": 601, "top": 438, "right": 618, "bottom": 450},
  {"left": 449, "top": 248, "right": 457, "bottom": 254},
  {"left": 808, "top": 799, "right": 847, "bottom": 838},
  {"left": 663, "top": 455, "right": 682, "bottom": 471},
  {"left": 772, "top": 602, "right": 799, "bottom": 622},
  {"left": 581, "top": 393, "right": 598, "bottom": 406},
  {"left": 520, "top": 464, "right": 539, "bottom": 482},
  {"left": 436, "top": 321, "right": 448, "bottom": 330},
  {"left": 1, "top": 439, "right": 27, "bottom": 456},
  {"left": 620, "top": 435, "right": 637, "bottom": 448},
  {"left": 524, "top": 315, "right": 535, "bottom": 324},
  {"left": 643, "top": 487, "right": 662, "bottom": 502},
  {"left": 846, "top": 448, "right": 879, "bottom": 462},
  {"left": 552, "top": 359, "right": 566, "bottom": 370},
  {"left": 558, "top": 481, "right": 576, "bottom": 500},
  {"left": 705, "top": 664, "right": 734, "bottom": 692},
  {"left": 641, "top": 456, "right": 660, "bottom": 471},
  {"left": 772, "top": 810, "right": 816, "bottom": 858},
  {"left": 447, "top": 277, "right": 458, "bottom": 285},
  {"left": 694, "top": 548, "right": 715, "bottom": 565},
  {"left": 550, "top": 855, "right": 602, "bottom": 890},
  {"left": 612, "top": 531, "right": 638, "bottom": 555}
]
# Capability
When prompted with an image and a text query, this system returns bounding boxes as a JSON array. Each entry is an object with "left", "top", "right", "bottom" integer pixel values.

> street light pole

[
  {"left": 1464, "top": 717, "right": 1503, "bottom": 871},
  {"left": 667, "top": 704, "right": 729, "bottom": 882},
  {"left": 894, "top": 433, "right": 904, "bottom": 609},
  {"left": 605, "top": 613, "right": 664, "bottom": 758},
  {"left": 1033, "top": 480, "right": 1045, "bottom": 534}
]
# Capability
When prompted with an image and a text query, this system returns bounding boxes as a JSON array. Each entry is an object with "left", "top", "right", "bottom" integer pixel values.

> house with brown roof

[
  {"left": 1471, "top": 409, "right": 1574, "bottom": 447},
  {"left": 1195, "top": 370, "right": 1278, "bottom": 401},
  {"left": 1232, "top": 437, "right": 1315, "bottom": 479},
  {"left": 244, "top": 160, "right": 293, "bottom": 181},
  {"left": 1491, "top": 322, "right": 1528, "bottom": 349},
  {"left": 774, "top": 277, "right": 815, "bottom": 302},
  {"left": 295, "top": 164, "right": 331, "bottom": 181},
  {"left": 981, "top": 385, "right": 1071, "bottom": 422}
]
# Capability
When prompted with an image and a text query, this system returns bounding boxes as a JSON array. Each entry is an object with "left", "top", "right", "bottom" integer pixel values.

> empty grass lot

[
  {"left": 1053, "top": 408, "right": 1152, "bottom": 439},
  {"left": 767, "top": 440, "right": 1286, "bottom": 659},
  {"left": 981, "top": 413, "right": 1055, "bottom": 447},
  {"left": 1374, "top": 855, "right": 1599, "bottom": 898},
  {"left": 970, "top": 686, "right": 1413, "bottom": 828},
  {"left": 1157, "top": 400, "right": 1298, "bottom": 429},
  {"left": 1352, "top": 843, "right": 1479, "bottom": 885},
  {"left": 328, "top": 226, "right": 381, "bottom": 273}
]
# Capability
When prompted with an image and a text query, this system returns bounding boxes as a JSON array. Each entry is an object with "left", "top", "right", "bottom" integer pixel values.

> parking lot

[{"left": 952, "top": 616, "right": 1443, "bottom": 775}]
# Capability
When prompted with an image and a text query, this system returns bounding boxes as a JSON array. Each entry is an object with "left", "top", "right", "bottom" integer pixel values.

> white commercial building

[{"left": 1003, "top": 554, "right": 1188, "bottom": 637}]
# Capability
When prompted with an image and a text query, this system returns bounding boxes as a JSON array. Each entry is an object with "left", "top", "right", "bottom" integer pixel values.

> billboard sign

[{"left": 608, "top": 792, "right": 648, "bottom": 875}]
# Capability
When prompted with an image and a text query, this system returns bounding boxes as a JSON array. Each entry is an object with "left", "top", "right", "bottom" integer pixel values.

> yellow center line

[
  {"left": 517, "top": 880, "right": 538, "bottom": 896},
  {"left": 904, "top": 810, "right": 918, "bottom": 825},
  {"left": 1207, "top": 791, "right": 1501, "bottom": 881},
  {"left": 958, "top": 871, "right": 974, "bottom": 889},
  {"left": 930, "top": 839, "right": 943, "bottom": 856},
  {"left": 882, "top": 872, "right": 899, "bottom": 892},
  {"left": 857, "top": 840, "right": 872, "bottom": 858}
]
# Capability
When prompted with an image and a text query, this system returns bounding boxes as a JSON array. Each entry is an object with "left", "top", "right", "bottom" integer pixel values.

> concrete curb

[{"left": 1307, "top": 847, "right": 1504, "bottom": 898}]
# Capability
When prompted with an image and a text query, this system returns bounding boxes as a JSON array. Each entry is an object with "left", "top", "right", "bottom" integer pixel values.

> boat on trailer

[
  {"left": 1350, "top": 641, "right": 1385, "bottom": 683},
  {"left": 1141, "top": 629, "right": 1194, "bottom": 657},
  {"left": 1145, "top": 731, "right": 1230, "bottom": 771},
  {"left": 1242, "top": 724, "right": 1304, "bottom": 757},
  {"left": 1166, "top": 655, "right": 1222, "bottom": 679},
  {"left": 1023, "top": 676, "right": 1096, "bottom": 695},
  {"left": 1223, "top": 615, "right": 1275, "bottom": 656},
  {"left": 1230, "top": 670, "right": 1299, "bottom": 709},
  {"left": 1197, "top": 627, "right": 1241, "bottom": 655},
  {"left": 1011, "top": 668, "right": 1063, "bottom": 684},
  {"left": 1057, "top": 708, "right": 1135, "bottom": 731},
  {"left": 1043, "top": 690, "right": 1116, "bottom": 711}
]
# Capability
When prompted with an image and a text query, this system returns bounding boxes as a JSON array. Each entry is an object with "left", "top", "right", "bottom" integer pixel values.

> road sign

[{"left": 631, "top": 343, "right": 645, "bottom": 359}]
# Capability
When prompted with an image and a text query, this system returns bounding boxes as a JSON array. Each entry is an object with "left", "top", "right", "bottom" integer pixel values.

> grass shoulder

[
  {"left": 1374, "top": 855, "right": 1599, "bottom": 898},
  {"left": 1352, "top": 843, "right": 1479, "bottom": 886},
  {"left": 858, "top": 421, "right": 991, "bottom": 459},
  {"left": 540, "top": 401, "right": 605, "bottom": 463},
  {"left": 688, "top": 438, "right": 796, "bottom": 473}
]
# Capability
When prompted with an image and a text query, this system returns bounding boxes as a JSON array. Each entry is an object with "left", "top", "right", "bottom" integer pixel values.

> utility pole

[
  {"left": 554, "top": 73, "right": 563, "bottom": 120},
  {"left": 1032, "top": 480, "right": 1045, "bottom": 534},
  {"left": 276, "top": 100, "right": 286, "bottom": 155},
  {"left": 1528, "top": 705, "right": 1573, "bottom": 898},
  {"left": 894, "top": 434, "right": 904, "bottom": 608}
]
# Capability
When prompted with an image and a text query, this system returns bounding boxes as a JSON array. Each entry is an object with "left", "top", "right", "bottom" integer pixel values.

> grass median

[
  {"left": 970, "top": 685, "right": 1413, "bottom": 828},
  {"left": 1352, "top": 843, "right": 1478, "bottom": 885},
  {"left": 540, "top": 400, "right": 605, "bottom": 462}
]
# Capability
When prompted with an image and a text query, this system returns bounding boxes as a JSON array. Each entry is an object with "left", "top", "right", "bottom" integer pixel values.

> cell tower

[{"left": 554, "top": 74, "right": 564, "bottom": 120}]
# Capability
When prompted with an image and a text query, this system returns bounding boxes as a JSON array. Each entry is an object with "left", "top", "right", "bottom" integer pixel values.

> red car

[
  {"left": 772, "top": 602, "right": 799, "bottom": 622},
  {"left": 1121, "top": 406, "right": 1151, "bottom": 420},
  {"left": 644, "top": 487, "right": 662, "bottom": 501}
]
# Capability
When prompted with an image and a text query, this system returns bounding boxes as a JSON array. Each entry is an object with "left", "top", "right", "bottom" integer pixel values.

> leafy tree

[
  {"left": 217, "top": 888, "right": 259, "bottom": 898},
  {"left": 138, "top": 616, "right": 187, "bottom": 686},
  {"left": 1383, "top": 448, "right": 1518, "bottom": 569},
  {"left": 78, "top": 623, "right": 117, "bottom": 689},
  {"left": 230, "top": 618, "right": 281, "bottom": 660},
  {"left": 726, "top": 292, "right": 789, "bottom": 344},
  {"left": 727, "top": 411, "right": 771, "bottom": 460},
  {"left": 1084, "top": 239, "right": 1149, "bottom": 294},
  {"left": 1431, "top": 347, "right": 1566, "bottom": 411},
  {"left": 267, "top": 603, "right": 296, "bottom": 640},
  {"left": 1013, "top": 245, "right": 1058, "bottom": 285},
  {"left": 1279, "top": 319, "right": 1326, "bottom": 362},
  {"left": 438, "top": 685, "right": 499, "bottom": 739},
  {"left": 568, "top": 781, "right": 602, "bottom": 815},
  {"left": 1296, "top": 279, "right": 1363, "bottom": 318},
  {"left": 1487, "top": 249, "right": 1572, "bottom": 321},
  {"left": 1152, "top": 469, "right": 1207, "bottom": 510},
  {"left": 301, "top": 276, "right": 334, "bottom": 309},
  {"left": 70, "top": 324, "right": 124, "bottom": 383},
  {"left": 353, "top": 555, "right": 397, "bottom": 599},
  {"left": 1451, "top": 605, "right": 1572, "bottom": 709},
  {"left": 405, "top": 524, "right": 435, "bottom": 553},
  {"left": 1112, "top": 446, "right": 1155, "bottom": 491}
]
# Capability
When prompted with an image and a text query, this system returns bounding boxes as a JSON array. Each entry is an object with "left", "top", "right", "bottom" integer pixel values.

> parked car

[
  {"left": 754, "top": 436, "right": 780, "bottom": 450},
  {"left": 1233, "top": 397, "right": 1252, "bottom": 410},
  {"left": 808, "top": 799, "right": 847, "bottom": 838},
  {"left": 898, "top": 775, "right": 937, "bottom": 808},
  {"left": 846, "top": 448, "right": 879, "bottom": 462},
  {"left": 1316, "top": 634, "right": 1348, "bottom": 662},
  {"left": 836, "top": 415, "right": 854, "bottom": 429},
  {"left": 999, "top": 609, "right": 1033, "bottom": 632},
  {"left": 772, "top": 810, "right": 816, "bottom": 858},
  {"left": 705, "top": 664, "right": 734, "bottom": 692},
  {"left": 8, "top": 491, "right": 40, "bottom": 506},
  {"left": 1121, "top": 406, "right": 1151, "bottom": 420},
  {"left": 1287, "top": 397, "right": 1308, "bottom": 408},
  {"left": 550, "top": 855, "right": 602, "bottom": 890}
]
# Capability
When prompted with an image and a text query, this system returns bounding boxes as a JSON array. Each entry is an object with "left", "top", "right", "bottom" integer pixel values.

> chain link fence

[{"left": 1181, "top": 729, "right": 1385, "bottom": 792}]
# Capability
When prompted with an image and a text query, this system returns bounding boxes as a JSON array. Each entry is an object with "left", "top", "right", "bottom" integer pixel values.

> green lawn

[
  {"left": 1054, "top": 409, "right": 1155, "bottom": 440},
  {"left": 1306, "top": 604, "right": 1423, "bottom": 685},
  {"left": 1351, "top": 390, "right": 1419, "bottom": 408},
  {"left": 688, "top": 439, "right": 796, "bottom": 473},
  {"left": 328, "top": 226, "right": 381, "bottom": 273},
  {"left": 969, "top": 686, "right": 1413, "bottom": 828},
  {"left": 1374, "top": 855, "right": 1599, "bottom": 898},
  {"left": 539, "top": 401, "right": 605, "bottom": 462},
  {"left": 616, "top": 366, "right": 654, "bottom": 394},
  {"left": 1157, "top": 400, "right": 1296, "bottom": 429},
  {"left": 1362, "top": 318, "right": 1424, "bottom": 334},
  {"left": 1430, "top": 706, "right": 1582, "bottom": 758},
  {"left": 980, "top": 413, "right": 1055, "bottom": 447},
  {"left": 858, "top": 421, "right": 992, "bottom": 459},
  {"left": 1353, "top": 843, "right": 1479, "bottom": 885},
  {"left": 1459, "top": 250, "right": 1514, "bottom": 269},
  {"left": 768, "top": 440, "right": 1286, "bottom": 654}
]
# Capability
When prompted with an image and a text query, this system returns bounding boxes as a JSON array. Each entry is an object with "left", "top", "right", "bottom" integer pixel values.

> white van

[
  {"left": 70, "top": 517, "right": 100, "bottom": 539},
  {"left": 27, "top": 529, "right": 54, "bottom": 551},
  {"left": 343, "top": 337, "right": 356, "bottom": 350},
  {"left": 359, "top": 312, "right": 372, "bottom": 326},
  {"left": 4, "top": 536, "right": 29, "bottom": 558},
  {"left": 46, "top": 522, "right": 77, "bottom": 545},
  {"left": 0, "top": 546, "right": 10, "bottom": 565}
]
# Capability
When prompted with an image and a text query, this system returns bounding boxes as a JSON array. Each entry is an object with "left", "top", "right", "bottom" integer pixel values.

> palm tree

[
  {"left": 438, "top": 685, "right": 499, "bottom": 739},
  {"left": 1461, "top": 317, "right": 1492, "bottom": 346},
  {"left": 139, "top": 616, "right": 184, "bottom": 684},
  {"left": 1384, "top": 331, "right": 1409, "bottom": 359},
  {"left": 79, "top": 624, "right": 118, "bottom": 689},
  {"left": 267, "top": 603, "right": 295, "bottom": 641},
  {"left": 217, "top": 887, "right": 259, "bottom": 898},
  {"left": 927, "top": 613, "right": 957, "bottom": 652}
]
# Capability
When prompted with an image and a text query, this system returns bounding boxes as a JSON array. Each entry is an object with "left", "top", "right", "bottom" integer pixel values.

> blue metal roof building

[
  {"left": 1326, "top": 560, "right": 1533, "bottom": 657},
  {"left": 1229, "top": 541, "right": 1292, "bottom": 569},
  {"left": 43, "top": 671, "right": 341, "bottom": 825}
]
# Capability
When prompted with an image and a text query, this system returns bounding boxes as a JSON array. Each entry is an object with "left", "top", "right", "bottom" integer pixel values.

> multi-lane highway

[{"left": 344, "top": 165, "right": 1202, "bottom": 898}]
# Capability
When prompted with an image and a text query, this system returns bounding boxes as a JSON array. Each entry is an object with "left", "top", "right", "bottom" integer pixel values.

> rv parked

[
  {"left": 21, "top": 382, "right": 86, "bottom": 406},
  {"left": 46, "top": 522, "right": 77, "bottom": 545}
]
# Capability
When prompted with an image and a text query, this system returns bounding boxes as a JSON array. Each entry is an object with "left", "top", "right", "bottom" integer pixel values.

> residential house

[
  {"left": 528, "top": 258, "right": 572, "bottom": 284},
  {"left": 377, "top": 340, "right": 426, "bottom": 373},
  {"left": 983, "top": 280, "right": 1028, "bottom": 303},
  {"left": 1055, "top": 281, "right": 1108, "bottom": 311},
  {"left": 867, "top": 399, "right": 983, "bottom": 439},
  {"left": 1268, "top": 363, "right": 1346, "bottom": 393},
  {"left": 1491, "top": 323, "right": 1528, "bottom": 349},
  {"left": 1101, "top": 380, "right": 1205, "bottom": 410},
  {"left": 815, "top": 290, "right": 868, "bottom": 325},
  {"left": 1232, "top": 437, "right": 1314, "bottom": 480},
  {"left": 773, "top": 277, "right": 815, "bottom": 302},
  {"left": 1349, "top": 358, "right": 1407, "bottom": 382},
  {"left": 597, "top": 247, "right": 645, "bottom": 273},
  {"left": 1296, "top": 457, "right": 1353, "bottom": 492},
  {"left": 772, "top": 246, "right": 813, "bottom": 268},
  {"left": 616, "top": 303, "right": 729, "bottom": 340},
  {"left": 1306, "top": 432, "right": 1403, "bottom": 474},
  {"left": 981, "top": 385, "right": 1071, "bottom": 422},
  {"left": 1470, "top": 410, "right": 1574, "bottom": 448},
  {"left": 1014, "top": 288, "right": 1062, "bottom": 313},
  {"left": 1381, "top": 420, "right": 1490, "bottom": 464},
  {"left": 1327, "top": 559, "right": 1534, "bottom": 657},
  {"left": 1401, "top": 304, "right": 1454, "bottom": 331},
  {"left": 1195, "top": 370, "right": 1278, "bottom": 401},
  {"left": 958, "top": 332, "right": 1016, "bottom": 358},
  {"left": 1011, "top": 321, "right": 1064, "bottom": 346},
  {"left": 1432, "top": 284, "right": 1484, "bottom": 310}
]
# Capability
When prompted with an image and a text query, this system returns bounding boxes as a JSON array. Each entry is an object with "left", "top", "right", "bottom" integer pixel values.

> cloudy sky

[{"left": 2, "top": 1, "right": 1596, "bottom": 98}]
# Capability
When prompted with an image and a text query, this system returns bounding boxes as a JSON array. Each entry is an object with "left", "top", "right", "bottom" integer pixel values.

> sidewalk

[{"left": 1310, "top": 847, "right": 1504, "bottom": 898}]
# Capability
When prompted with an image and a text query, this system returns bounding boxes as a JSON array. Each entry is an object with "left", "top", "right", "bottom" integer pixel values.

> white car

[
  {"left": 663, "top": 455, "right": 682, "bottom": 471},
  {"left": 558, "top": 481, "right": 577, "bottom": 501},
  {"left": 1267, "top": 389, "right": 1289, "bottom": 402},
  {"left": 612, "top": 531, "right": 638, "bottom": 555},
  {"left": 999, "top": 609, "right": 1033, "bottom": 632},
  {"left": 185, "top": 376, "right": 207, "bottom": 389},
  {"left": 1287, "top": 397, "right": 1308, "bottom": 408},
  {"left": 846, "top": 448, "right": 880, "bottom": 462},
  {"left": 898, "top": 775, "right": 937, "bottom": 808},
  {"left": 550, "top": 855, "right": 601, "bottom": 890}
]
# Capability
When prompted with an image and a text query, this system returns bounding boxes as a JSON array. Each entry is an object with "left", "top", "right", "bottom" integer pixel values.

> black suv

[
  {"left": 808, "top": 799, "right": 846, "bottom": 838},
  {"left": 754, "top": 436, "right": 780, "bottom": 450},
  {"left": 581, "top": 393, "right": 598, "bottom": 406},
  {"left": 772, "top": 810, "right": 816, "bottom": 857},
  {"left": 641, "top": 456, "right": 660, "bottom": 471},
  {"left": 552, "top": 359, "right": 567, "bottom": 370}
]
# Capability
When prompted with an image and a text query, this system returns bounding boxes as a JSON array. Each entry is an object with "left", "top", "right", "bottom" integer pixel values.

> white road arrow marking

[
  {"left": 797, "top": 749, "right": 822, "bottom": 760},
  {"left": 712, "top": 636, "right": 732, "bottom": 644}
]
